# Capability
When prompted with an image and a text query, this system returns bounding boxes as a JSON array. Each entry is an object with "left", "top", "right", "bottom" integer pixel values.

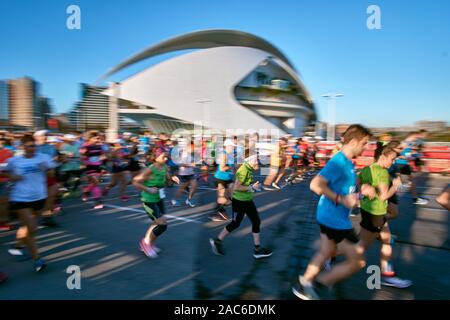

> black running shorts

[{"left": 319, "top": 224, "right": 359, "bottom": 244}]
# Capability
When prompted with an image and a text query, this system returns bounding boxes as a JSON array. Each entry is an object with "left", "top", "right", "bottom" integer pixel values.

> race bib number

[{"left": 159, "top": 188, "right": 166, "bottom": 199}]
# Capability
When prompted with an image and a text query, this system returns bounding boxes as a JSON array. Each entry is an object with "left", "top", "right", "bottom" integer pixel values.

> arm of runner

[
  {"left": 233, "top": 178, "right": 252, "bottom": 192},
  {"left": 3, "top": 160, "right": 22, "bottom": 182},
  {"left": 166, "top": 169, "right": 180, "bottom": 184},
  {"left": 310, "top": 175, "right": 358, "bottom": 209},
  {"left": 218, "top": 153, "right": 230, "bottom": 172},
  {"left": 378, "top": 177, "right": 401, "bottom": 201},
  {"left": 132, "top": 167, "right": 158, "bottom": 194}
]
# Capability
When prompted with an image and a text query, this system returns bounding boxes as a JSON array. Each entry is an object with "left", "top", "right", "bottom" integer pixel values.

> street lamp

[{"left": 322, "top": 92, "right": 344, "bottom": 141}]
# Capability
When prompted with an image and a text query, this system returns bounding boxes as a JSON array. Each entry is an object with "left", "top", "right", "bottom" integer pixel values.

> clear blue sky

[{"left": 1, "top": 0, "right": 449, "bottom": 127}]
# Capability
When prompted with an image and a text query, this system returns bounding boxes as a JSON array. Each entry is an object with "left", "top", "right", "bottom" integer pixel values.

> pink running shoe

[{"left": 139, "top": 239, "right": 158, "bottom": 258}]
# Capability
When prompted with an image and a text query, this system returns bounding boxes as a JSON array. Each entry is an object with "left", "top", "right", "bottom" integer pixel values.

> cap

[
  {"left": 33, "top": 130, "right": 48, "bottom": 137},
  {"left": 63, "top": 134, "right": 77, "bottom": 141},
  {"left": 224, "top": 139, "right": 237, "bottom": 147}
]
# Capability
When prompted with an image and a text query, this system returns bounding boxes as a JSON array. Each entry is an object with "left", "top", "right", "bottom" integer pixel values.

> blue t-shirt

[
  {"left": 316, "top": 151, "right": 357, "bottom": 230},
  {"left": 214, "top": 151, "right": 235, "bottom": 181},
  {"left": 395, "top": 147, "right": 412, "bottom": 166},
  {"left": 37, "top": 144, "right": 57, "bottom": 158}
]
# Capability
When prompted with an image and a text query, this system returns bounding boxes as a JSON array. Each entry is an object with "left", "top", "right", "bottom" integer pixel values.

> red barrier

[{"left": 314, "top": 142, "right": 450, "bottom": 173}]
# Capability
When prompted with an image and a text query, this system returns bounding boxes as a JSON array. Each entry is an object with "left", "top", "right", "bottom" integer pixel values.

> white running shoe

[{"left": 185, "top": 199, "right": 196, "bottom": 207}]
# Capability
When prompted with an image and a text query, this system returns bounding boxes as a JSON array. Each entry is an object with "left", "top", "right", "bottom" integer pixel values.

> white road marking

[{"left": 102, "top": 204, "right": 202, "bottom": 224}]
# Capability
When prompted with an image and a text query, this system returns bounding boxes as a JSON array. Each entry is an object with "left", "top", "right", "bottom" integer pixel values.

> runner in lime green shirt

[
  {"left": 210, "top": 155, "right": 273, "bottom": 259},
  {"left": 357, "top": 142, "right": 412, "bottom": 288},
  {"left": 132, "top": 148, "right": 179, "bottom": 259}
]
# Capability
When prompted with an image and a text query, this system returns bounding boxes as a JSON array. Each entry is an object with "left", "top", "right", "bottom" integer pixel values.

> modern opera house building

[{"left": 100, "top": 29, "right": 317, "bottom": 136}]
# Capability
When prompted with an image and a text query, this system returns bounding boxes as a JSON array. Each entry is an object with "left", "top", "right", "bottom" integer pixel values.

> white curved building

[{"left": 101, "top": 29, "right": 316, "bottom": 136}]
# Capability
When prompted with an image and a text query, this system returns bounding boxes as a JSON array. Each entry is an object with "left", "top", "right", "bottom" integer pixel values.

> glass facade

[{"left": 0, "top": 80, "right": 9, "bottom": 121}]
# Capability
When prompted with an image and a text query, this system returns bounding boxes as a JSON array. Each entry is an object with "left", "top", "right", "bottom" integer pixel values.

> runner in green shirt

[
  {"left": 358, "top": 142, "right": 412, "bottom": 288},
  {"left": 209, "top": 155, "right": 273, "bottom": 259},
  {"left": 132, "top": 147, "right": 179, "bottom": 258}
]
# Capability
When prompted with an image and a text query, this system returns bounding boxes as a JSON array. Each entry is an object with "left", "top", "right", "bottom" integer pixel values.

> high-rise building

[
  {"left": 68, "top": 84, "right": 109, "bottom": 130},
  {"left": 37, "top": 96, "right": 53, "bottom": 129},
  {"left": 68, "top": 83, "right": 134, "bottom": 131},
  {"left": 0, "top": 80, "right": 9, "bottom": 122},
  {"left": 8, "top": 77, "right": 39, "bottom": 129}
]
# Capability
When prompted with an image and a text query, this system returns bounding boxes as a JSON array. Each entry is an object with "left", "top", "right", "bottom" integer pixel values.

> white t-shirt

[
  {"left": 6, "top": 153, "right": 56, "bottom": 202},
  {"left": 178, "top": 152, "right": 195, "bottom": 176}
]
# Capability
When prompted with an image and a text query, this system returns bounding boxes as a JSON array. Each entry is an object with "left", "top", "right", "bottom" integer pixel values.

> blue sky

[{"left": 1, "top": 0, "right": 449, "bottom": 127}]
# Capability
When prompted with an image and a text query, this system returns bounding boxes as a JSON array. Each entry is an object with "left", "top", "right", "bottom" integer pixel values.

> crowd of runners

[{"left": 0, "top": 126, "right": 448, "bottom": 299}]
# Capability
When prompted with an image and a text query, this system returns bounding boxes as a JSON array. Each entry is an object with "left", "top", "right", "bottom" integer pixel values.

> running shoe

[
  {"left": 271, "top": 182, "right": 281, "bottom": 190},
  {"left": 139, "top": 239, "right": 158, "bottom": 258},
  {"left": 171, "top": 199, "right": 181, "bottom": 207},
  {"left": 34, "top": 259, "right": 47, "bottom": 273},
  {"left": 185, "top": 199, "right": 196, "bottom": 207},
  {"left": 253, "top": 247, "right": 273, "bottom": 259},
  {"left": 0, "top": 271, "right": 7, "bottom": 284},
  {"left": 292, "top": 276, "right": 320, "bottom": 300},
  {"left": 8, "top": 247, "right": 30, "bottom": 261},
  {"left": 209, "top": 213, "right": 228, "bottom": 222},
  {"left": 209, "top": 238, "right": 224, "bottom": 256},
  {"left": 82, "top": 194, "right": 89, "bottom": 202},
  {"left": 93, "top": 202, "right": 104, "bottom": 210},
  {"left": 120, "top": 195, "right": 130, "bottom": 202},
  {"left": 0, "top": 223, "right": 12, "bottom": 232},
  {"left": 413, "top": 198, "right": 429, "bottom": 205},
  {"left": 263, "top": 185, "right": 276, "bottom": 191},
  {"left": 217, "top": 209, "right": 229, "bottom": 221},
  {"left": 8, "top": 247, "right": 24, "bottom": 256},
  {"left": 381, "top": 275, "right": 413, "bottom": 288}
]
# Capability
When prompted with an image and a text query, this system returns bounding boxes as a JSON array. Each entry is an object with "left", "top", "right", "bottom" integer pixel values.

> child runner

[{"left": 133, "top": 148, "right": 179, "bottom": 258}]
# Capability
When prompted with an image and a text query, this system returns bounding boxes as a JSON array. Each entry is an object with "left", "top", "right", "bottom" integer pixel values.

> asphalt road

[{"left": 0, "top": 171, "right": 448, "bottom": 300}]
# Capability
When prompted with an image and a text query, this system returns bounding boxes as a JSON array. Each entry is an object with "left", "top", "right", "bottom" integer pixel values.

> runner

[
  {"left": 210, "top": 139, "right": 236, "bottom": 221},
  {"left": 103, "top": 140, "right": 130, "bottom": 201},
  {"left": 132, "top": 148, "right": 179, "bottom": 258},
  {"left": 0, "top": 138, "right": 14, "bottom": 232},
  {"left": 209, "top": 155, "right": 272, "bottom": 259},
  {"left": 357, "top": 142, "right": 412, "bottom": 288},
  {"left": 126, "top": 135, "right": 142, "bottom": 182},
  {"left": 171, "top": 142, "right": 197, "bottom": 207},
  {"left": 34, "top": 130, "right": 60, "bottom": 227},
  {"left": 392, "top": 133, "right": 428, "bottom": 205},
  {"left": 59, "top": 134, "right": 82, "bottom": 197},
  {"left": 263, "top": 137, "right": 288, "bottom": 190},
  {"left": 5, "top": 134, "right": 56, "bottom": 272},
  {"left": 80, "top": 131, "right": 105, "bottom": 209},
  {"left": 292, "top": 124, "right": 371, "bottom": 300}
]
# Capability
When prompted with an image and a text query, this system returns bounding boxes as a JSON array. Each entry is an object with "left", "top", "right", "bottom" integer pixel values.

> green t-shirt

[
  {"left": 232, "top": 162, "right": 254, "bottom": 201},
  {"left": 141, "top": 164, "right": 167, "bottom": 203},
  {"left": 359, "top": 163, "right": 390, "bottom": 215}
]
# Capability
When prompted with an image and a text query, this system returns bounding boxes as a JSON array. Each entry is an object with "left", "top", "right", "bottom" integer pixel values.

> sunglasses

[{"left": 24, "top": 144, "right": 36, "bottom": 148}]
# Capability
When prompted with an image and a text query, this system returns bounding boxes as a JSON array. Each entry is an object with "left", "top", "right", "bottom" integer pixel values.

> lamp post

[{"left": 322, "top": 92, "right": 344, "bottom": 141}]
